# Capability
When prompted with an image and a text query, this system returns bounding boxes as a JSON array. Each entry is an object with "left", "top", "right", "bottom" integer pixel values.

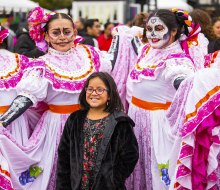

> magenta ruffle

[
  {"left": 191, "top": 107, "right": 220, "bottom": 189},
  {"left": 44, "top": 45, "right": 101, "bottom": 92},
  {"left": 27, "top": 46, "right": 101, "bottom": 93},
  {"left": 176, "top": 91, "right": 220, "bottom": 190},
  {"left": 0, "top": 55, "right": 29, "bottom": 90},
  {"left": 130, "top": 44, "right": 193, "bottom": 81},
  {"left": 0, "top": 174, "right": 13, "bottom": 190}
]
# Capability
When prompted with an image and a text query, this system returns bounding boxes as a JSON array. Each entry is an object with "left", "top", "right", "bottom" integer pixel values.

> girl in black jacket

[{"left": 56, "top": 72, "right": 139, "bottom": 190}]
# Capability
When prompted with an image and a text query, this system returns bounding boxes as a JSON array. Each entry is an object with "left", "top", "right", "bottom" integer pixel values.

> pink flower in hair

[
  {"left": 28, "top": 6, "right": 55, "bottom": 52},
  {"left": 28, "top": 7, "right": 45, "bottom": 24}
]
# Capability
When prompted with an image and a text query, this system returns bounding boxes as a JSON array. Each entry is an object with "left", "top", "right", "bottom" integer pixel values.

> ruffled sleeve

[
  {"left": 16, "top": 67, "right": 49, "bottom": 105},
  {"left": 188, "top": 33, "right": 208, "bottom": 70},
  {"left": 162, "top": 56, "right": 195, "bottom": 87},
  {"left": 110, "top": 27, "right": 135, "bottom": 107},
  {"left": 96, "top": 49, "right": 112, "bottom": 73}
]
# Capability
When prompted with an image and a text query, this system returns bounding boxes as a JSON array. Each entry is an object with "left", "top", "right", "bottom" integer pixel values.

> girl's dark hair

[
  {"left": 190, "top": 9, "right": 217, "bottom": 40},
  {"left": 44, "top": 13, "right": 74, "bottom": 32},
  {"left": 0, "top": 26, "right": 8, "bottom": 49},
  {"left": 79, "top": 72, "right": 124, "bottom": 113},
  {"left": 147, "top": 9, "right": 186, "bottom": 41}
]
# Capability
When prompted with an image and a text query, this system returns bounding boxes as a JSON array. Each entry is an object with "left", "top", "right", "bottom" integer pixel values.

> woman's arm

[
  {"left": 131, "top": 36, "right": 143, "bottom": 56},
  {"left": 0, "top": 95, "right": 33, "bottom": 127},
  {"left": 173, "top": 77, "right": 185, "bottom": 90},
  {"left": 108, "top": 35, "right": 120, "bottom": 71},
  {"left": 0, "top": 67, "right": 48, "bottom": 128}
]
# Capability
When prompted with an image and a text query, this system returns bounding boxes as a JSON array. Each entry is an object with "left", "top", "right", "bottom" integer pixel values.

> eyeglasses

[{"left": 85, "top": 87, "right": 108, "bottom": 95}]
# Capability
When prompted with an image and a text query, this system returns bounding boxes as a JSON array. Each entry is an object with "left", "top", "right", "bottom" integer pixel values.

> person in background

[
  {"left": 97, "top": 22, "right": 114, "bottom": 51},
  {"left": 212, "top": 16, "right": 220, "bottom": 38},
  {"left": 190, "top": 9, "right": 220, "bottom": 53},
  {"left": 56, "top": 72, "right": 138, "bottom": 190},
  {"left": 14, "top": 22, "right": 44, "bottom": 58},
  {"left": 131, "top": 12, "right": 148, "bottom": 44},
  {"left": 82, "top": 18, "right": 101, "bottom": 48},
  {"left": 75, "top": 17, "right": 86, "bottom": 37},
  {"left": 1, "top": 20, "right": 16, "bottom": 52}
]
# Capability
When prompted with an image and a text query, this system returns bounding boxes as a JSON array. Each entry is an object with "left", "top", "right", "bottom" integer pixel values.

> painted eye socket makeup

[
  {"left": 146, "top": 26, "right": 152, "bottom": 32},
  {"left": 49, "top": 28, "right": 74, "bottom": 38},
  {"left": 146, "top": 17, "right": 171, "bottom": 49},
  {"left": 155, "top": 25, "right": 164, "bottom": 31}
]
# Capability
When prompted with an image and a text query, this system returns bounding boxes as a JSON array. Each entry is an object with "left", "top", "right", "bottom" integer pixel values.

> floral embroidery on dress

[
  {"left": 80, "top": 117, "right": 108, "bottom": 190},
  {"left": 40, "top": 44, "right": 102, "bottom": 93},
  {"left": 19, "top": 165, "right": 43, "bottom": 186},
  {"left": 158, "top": 162, "right": 171, "bottom": 186},
  {"left": 0, "top": 53, "right": 29, "bottom": 90}
]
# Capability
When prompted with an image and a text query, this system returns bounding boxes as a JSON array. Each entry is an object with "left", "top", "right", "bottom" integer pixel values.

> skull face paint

[
  {"left": 146, "top": 16, "right": 171, "bottom": 49},
  {"left": 46, "top": 18, "right": 76, "bottom": 52}
]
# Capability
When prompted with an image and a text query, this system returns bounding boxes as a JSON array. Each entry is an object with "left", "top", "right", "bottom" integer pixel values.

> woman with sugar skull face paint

[
  {"left": 0, "top": 6, "right": 125, "bottom": 190},
  {"left": 125, "top": 9, "right": 203, "bottom": 190},
  {"left": 146, "top": 16, "right": 171, "bottom": 49}
]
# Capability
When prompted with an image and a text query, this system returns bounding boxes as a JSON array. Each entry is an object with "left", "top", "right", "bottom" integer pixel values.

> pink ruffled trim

[
  {"left": 175, "top": 92, "right": 220, "bottom": 190},
  {"left": 204, "top": 51, "right": 219, "bottom": 68},
  {"left": 0, "top": 55, "right": 29, "bottom": 90},
  {"left": 180, "top": 90, "right": 220, "bottom": 137},
  {"left": 44, "top": 45, "right": 100, "bottom": 92},
  {"left": 0, "top": 174, "right": 13, "bottom": 190},
  {"left": 20, "top": 46, "right": 101, "bottom": 93},
  {"left": 191, "top": 108, "right": 220, "bottom": 190},
  {"left": 130, "top": 52, "right": 193, "bottom": 81}
]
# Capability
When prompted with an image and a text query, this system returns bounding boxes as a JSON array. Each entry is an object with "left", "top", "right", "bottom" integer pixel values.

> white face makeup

[{"left": 146, "top": 16, "right": 171, "bottom": 49}]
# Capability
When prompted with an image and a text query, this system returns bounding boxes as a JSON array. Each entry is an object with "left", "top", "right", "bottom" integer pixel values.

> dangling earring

[{"left": 106, "top": 100, "right": 109, "bottom": 106}]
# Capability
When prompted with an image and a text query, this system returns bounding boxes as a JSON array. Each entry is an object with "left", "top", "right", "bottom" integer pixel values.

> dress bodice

[
  {"left": 17, "top": 44, "right": 111, "bottom": 104},
  {"left": 129, "top": 41, "right": 195, "bottom": 103}
]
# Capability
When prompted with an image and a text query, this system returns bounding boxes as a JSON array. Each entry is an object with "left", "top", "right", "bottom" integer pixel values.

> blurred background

[
  {"left": 0, "top": 0, "right": 220, "bottom": 53},
  {"left": 0, "top": 0, "right": 219, "bottom": 29}
]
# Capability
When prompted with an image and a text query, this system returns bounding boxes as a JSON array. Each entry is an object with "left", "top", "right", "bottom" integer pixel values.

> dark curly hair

[
  {"left": 132, "top": 12, "right": 148, "bottom": 43},
  {"left": 190, "top": 9, "right": 217, "bottom": 40}
]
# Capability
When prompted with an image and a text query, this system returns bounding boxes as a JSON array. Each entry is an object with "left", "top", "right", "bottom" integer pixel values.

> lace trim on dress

[
  {"left": 0, "top": 54, "right": 29, "bottom": 90},
  {"left": 44, "top": 44, "right": 101, "bottom": 92}
]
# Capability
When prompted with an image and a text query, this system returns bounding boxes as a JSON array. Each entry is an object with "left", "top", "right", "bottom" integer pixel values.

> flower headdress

[
  {"left": 0, "top": 26, "right": 9, "bottom": 44},
  {"left": 170, "top": 8, "right": 201, "bottom": 54},
  {"left": 28, "top": 6, "right": 55, "bottom": 52}
]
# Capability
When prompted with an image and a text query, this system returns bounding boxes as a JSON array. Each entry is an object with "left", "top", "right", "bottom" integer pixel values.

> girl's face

[
  {"left": 146, "top": 16, "right": 175, "bottom": 49},
  {"left": 86, "top": 77, "right": 109, "bottom": 111},
  {"left": 213, "top": 20, "right": 220, "bottom": 38},
  {"left": 45, "top": 18, "right": 76, "bottom": 52}
]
